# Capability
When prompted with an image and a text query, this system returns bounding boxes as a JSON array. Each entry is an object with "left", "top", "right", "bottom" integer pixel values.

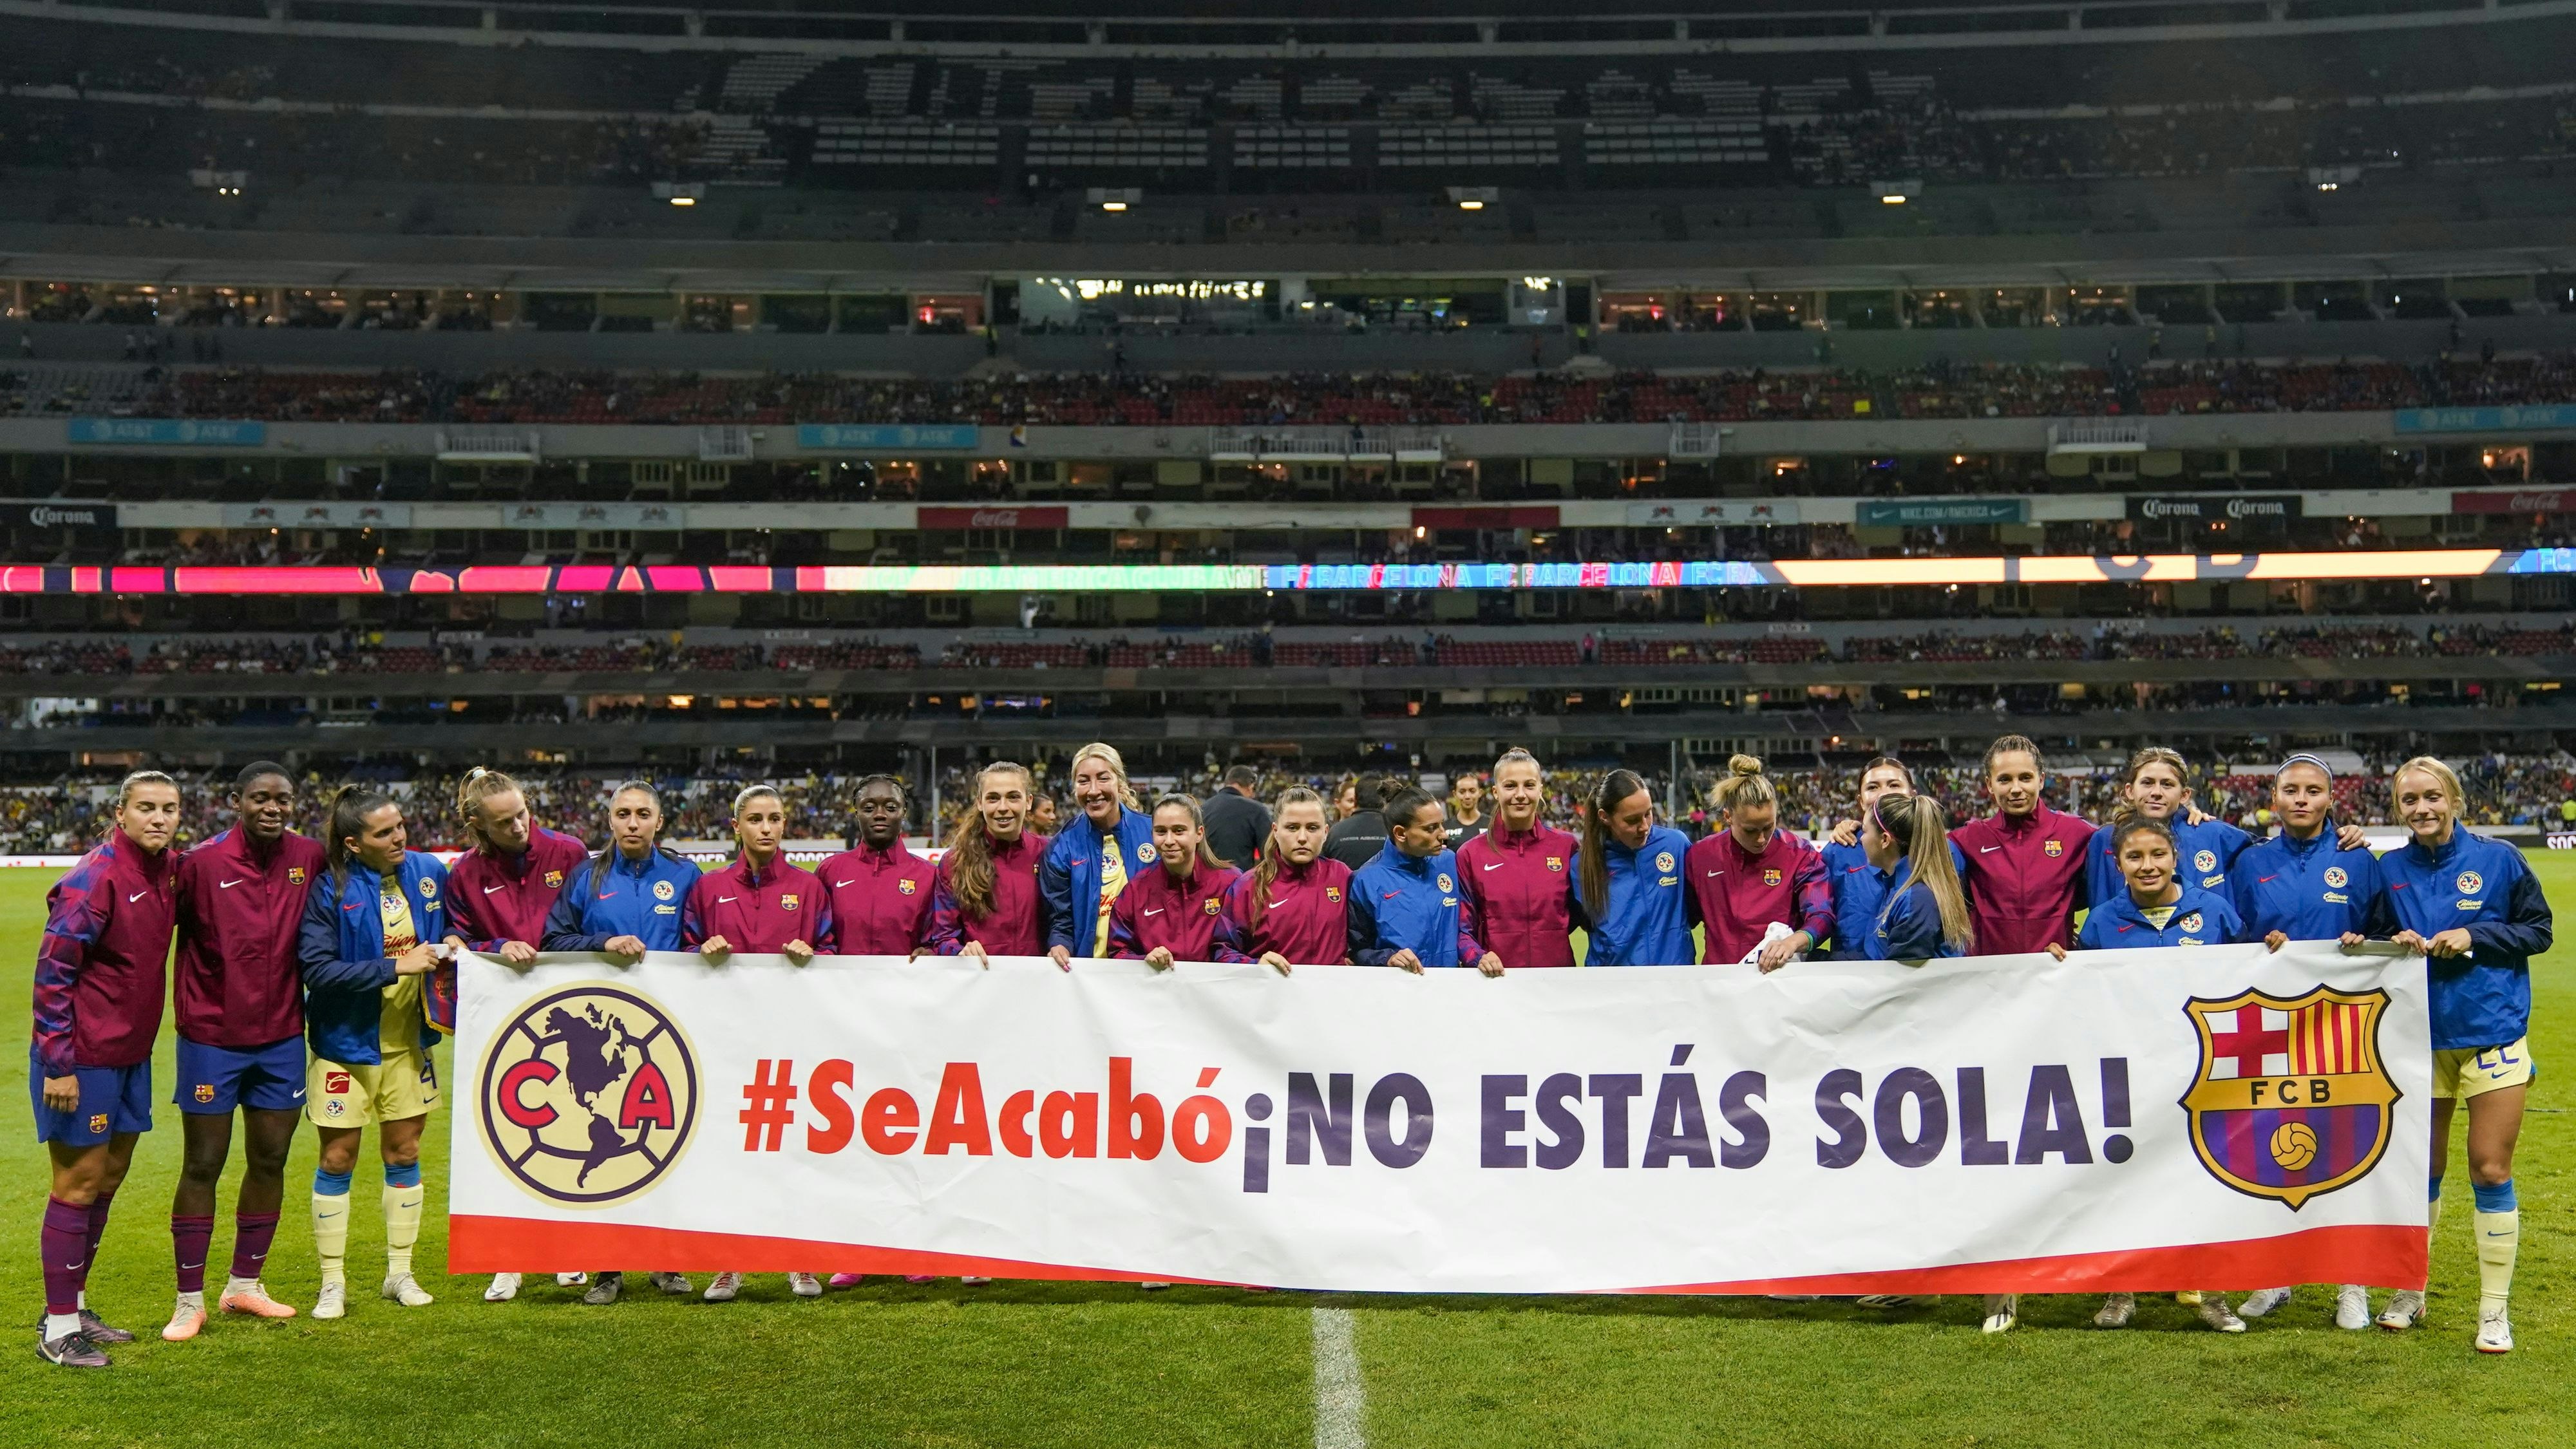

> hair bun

[{"left": 1728, "top": 753, "right": 1764, "bottom": 777}]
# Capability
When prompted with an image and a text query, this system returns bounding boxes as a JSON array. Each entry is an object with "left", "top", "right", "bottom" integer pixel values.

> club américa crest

[
  {"left": 2180, "top": 985, "right": 2396, "bottom": 1209},
  {"left": 478, "top": 983, "right": 699, "bottom": 1207}
]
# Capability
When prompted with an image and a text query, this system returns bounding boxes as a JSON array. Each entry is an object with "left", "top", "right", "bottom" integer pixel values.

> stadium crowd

[
  {"left": 3, "top": 621, "right": 2567, "bottom": 684},
  {"left": 11, "top": 356, "right": 2576, "bottom": 429}
]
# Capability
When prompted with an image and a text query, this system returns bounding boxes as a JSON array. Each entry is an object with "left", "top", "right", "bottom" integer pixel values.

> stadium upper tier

[
  {"left": 6, "top": 357, "right": 2573, "bottom": 426},
  {"left": 9, "top": 6, "right": 2576, "bottom": 251}
]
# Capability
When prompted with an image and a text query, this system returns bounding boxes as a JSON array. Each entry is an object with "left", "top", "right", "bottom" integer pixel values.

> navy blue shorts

[
  {"left": 174, "top": 1035, "right": 307, "bottom": 1115},
  {"left": 28, "top": 1045, "right": 152, "bottom": 1146}
]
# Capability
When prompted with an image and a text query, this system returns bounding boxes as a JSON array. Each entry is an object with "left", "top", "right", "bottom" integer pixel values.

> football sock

[
  {"left": 230, "top": 1211, "right": 280, "bottom": 1282},
  {"left": 80, "top": 1188, "right": 115, "bottom": 1306},
  {"left": 311, "top": 1169, "right": 352, "bottom": 1288},
  {"left": 42, "top": 1196, "right": 89, "bottom": 1331},
  {"left": 171, "top": 1213, "right": 214, "bottom": 1295},
  {"left": 383, "top": 1162, "right": 424, "bottom": 1278},
  {"left": 2474, "top": 1179, "right": 2519, "bottom": 1311},
  {"left": 2427, "top": 1174, "right": 2445, "bottom": 1235}
]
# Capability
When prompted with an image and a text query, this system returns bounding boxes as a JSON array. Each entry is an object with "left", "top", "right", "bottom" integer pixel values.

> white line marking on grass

[{"left": 1312, "top": 1305, "right": 1366, "bottom": 1449}]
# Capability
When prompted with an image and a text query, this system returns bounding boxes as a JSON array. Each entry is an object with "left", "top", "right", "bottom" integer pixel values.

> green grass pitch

[{"left": 0, "top": 857, "right": 2570, "bottom": 1447}]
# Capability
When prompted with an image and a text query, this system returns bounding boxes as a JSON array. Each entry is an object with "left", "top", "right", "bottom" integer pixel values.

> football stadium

[{"left": 5, "top": 0, "right": 2576, "bottom": 1439}]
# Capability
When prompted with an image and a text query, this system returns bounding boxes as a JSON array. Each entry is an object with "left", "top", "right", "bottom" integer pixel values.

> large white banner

[{"left": 448, "top": 942, "right": 2429, "bottom": 1294}]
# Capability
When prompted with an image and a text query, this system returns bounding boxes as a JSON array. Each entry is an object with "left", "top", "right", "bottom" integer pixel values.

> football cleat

[
  {"left": 2334, "top": 1285, "right": 2372, "bottom": 1331},
  {"left": 554, "top": 1273, "right": 588, "bottom": 1287},
  {"left": 2195, "top": 1298, "right": 2248, "bottom": 1334},
  {"left": 789, "top": 1273, "right": 824, "bottom": 1298},
  {"left": 312, "top": 1280, "right": 348, "bottom": 1320},
  {"left": 649, "top": 1273, "right": 694, "bottom": 1295},
  {"left": 220, "top": 1282, "right": 295, "bottom": 1319},
  {"left": 826, "top": 1273, "right": 866, "bottom": 1291},
  {"left": 161, "top": 1298, "right": 207, "bottom": 1343},
  {"left": 2477, "top": 1303, "right": 2512, "bottom": 1354},
  {"left": 2377, "top": 1289, "right": 2425, "bottom": 1331},
  {"left": 582, "top": 1273, "right": 623, "bottom": 1306},
  {"left": 1853, "top": 1294, "right": 1916, "bottom": 1309},
  {"left": 2237, "top": 1287, "right": 2293, "bottom": 1320},
  {"left": 78, "top": 1308, "right": 135, "bottom": 1345},
  {"left": 2092, "top": 1293, "right": 2136, "bottom": 1329},
  {"left": 37, "top": 1327, "right": 109, "bottom": 1368},
  {"left": 484, "top": 1273, "right": 522, "bottom": 1303},
  {"left": 702, "top": 1272, "right": 744, "bottom": 1302},
  {"left": 959, "top": 1276, "right": 992, "bottom": 1287},
  {"left": 381, "top": 1273, "right": 433, "bottom": 1308},
  {"left": 1981, "top": 1294, "right": 2018, "bottom": 1334}
]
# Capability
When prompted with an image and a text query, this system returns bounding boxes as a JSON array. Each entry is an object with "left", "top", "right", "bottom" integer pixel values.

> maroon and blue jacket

[
  {"left": 927, "top": 830, "right": 1050, "bottom": 956},
  {"left": 446, "top": 826, "right": 591, "bottom": 952},
  {"left": 1953, "top": 803, "right": 2096, "bottom": 956},
  {"left": 1685, "top": 829, "right": 1834, "bottom": 965},
  {"left": 1213, "top": 855, "right": 1354, "bottom": 966},
  {"left": 683, "top": 855, "right": 831, "bottom": 952},
  {"left": 1108, "top": 861, "right": 1242, "bottom": 962},
  {"left": 34, "top": 832, "right": 178, "bottom": 1074},
  {"left": 173, "top": 826, "right": 325, "bottom": 1048},
  {"left": 1456, "top": 822, "right": 1580, "bottom": 969},
  {"left": 817, "top": 840, "right": 937, "bottom": 955}
]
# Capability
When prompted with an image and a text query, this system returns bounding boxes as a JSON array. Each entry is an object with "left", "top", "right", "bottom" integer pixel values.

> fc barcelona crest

[
  {"left": 1761, "top": 867, "right": 1783, "bottom": 887},
  {"left": 2043, "top": 839, "right": 2065, "bottom": 857},
  {"left": 2180, "top": 986, "right": 2398, "bottom": 1209},
  {"left": 287, "top": 866, "right": 307, "bottom": 885}
]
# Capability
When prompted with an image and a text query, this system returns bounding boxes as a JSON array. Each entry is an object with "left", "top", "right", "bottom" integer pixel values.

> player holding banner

[
  {"left": 2353, "top": 755, "right": 2554, "bottom": 1353},
  {"left": 163, "top": 762, "right": 319, "bottom": 1342},
  {"left": 686, "top": 784, "right": 829, "bottom": 1304},
  {"left": 294, "top": 788, "right": 450, "bottom": 1321},
  {"left": 1108, "top": 795, "right": 1242, "bottom": 967},
  {"left": 1687, "top": 755, "right": 1830, "bottom": 971},
  {"left": 1044, "top": 743, "right": 1159, "bottom": 967},
  {"left": 2055, "top": 817, "right": 2248, "bottom": 1335},
  {"left": 2230, "top": 753, "right": 2389, "bottom": 1331},
  {"left": 1346, "top": 786, "right": 1500, "bottom": 975},
  {"left": 929, "top": 762, "right": 1051, "bottom": 961},
  {"left": 538, "top": 779, "right": 699, "bottom": 1304},
  {"left": 32, "top": 770, "right": 182, "bottom": 1368},
  {"left": 443, "top": 766, "right": 598, "bottom": 1303},
  {"left": 1455, "top": 750, "right": 1579, "bottom": 969},
  {"left": 1215, "top": 788, "right": 1350, "bottom": 971}
]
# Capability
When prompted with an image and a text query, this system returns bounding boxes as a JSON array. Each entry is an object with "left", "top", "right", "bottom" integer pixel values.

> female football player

[
  {"left": 927, "top": 762, "right": 1050, "bottom": 960},
  {"left": 1043, "top": 743, "right": 1158, "bottom": 965},
  {"left": 1572, "top": 769, "right": 1696, "bottom": 967},
  {"left": 1686, "top": 755, "right": 1831, "bottom": 971},
  {"left": 1952, "top": 734, "right": 2094, "bottom": 960},
  {"left": 296, "top": 788, "right": 450, "bottom": 1323},
  {"left": 2052, "top": 817, "right": 2246, "bottom": 1335},
  {"left": 1108, "top": 794, "right": 1241, "bottom": 967},
  {"left": 1456, "top": 750, "right": 1579, "bottom": 969},
  {"left": 1857, "top": 793, "right": 1973, "bottom": 961},
  {"left": 2351, "top": 756, "right": 2553, "bottom": 1353},
  {"left": 686, "top": 785, "right": 829, "bottom": 1305},
  {"left": 2230, "top": 754, "right": 2389, "bottom": 1330},
  {"left": 1214, "top": 788, "right": 1349, "bottom": 971},
  {"left": 535, "top": 780, "right": 700, "bottom": 1306}
]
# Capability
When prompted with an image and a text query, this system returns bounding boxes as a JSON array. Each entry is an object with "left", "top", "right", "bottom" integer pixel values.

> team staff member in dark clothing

[
  {"left": 1443, "top": 772, "right": 1490, "bottom": 850},
  {"left": 1200, "top": 765, "right": 1273, "bottom": 871},
  {"left": 164, "top": 762, "right": 322, "bottom": 1341},
  {"left": 1324, "top": 773, "right": 1391, "bottom": 870}
]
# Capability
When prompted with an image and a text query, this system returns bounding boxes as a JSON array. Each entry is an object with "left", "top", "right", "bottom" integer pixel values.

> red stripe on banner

[
  {"left": 448, "top": 1217, "right": 2423, "bottom": 1293},
  {"left": 454, "top": 565, "right": 550, "bottom": 593},
  {"left": 448, "top": 1215, "right": 1241, "bottom": 1283},
  {"left": 1629, "top": 1223, "right": 2423, "bottom": 1296}
]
